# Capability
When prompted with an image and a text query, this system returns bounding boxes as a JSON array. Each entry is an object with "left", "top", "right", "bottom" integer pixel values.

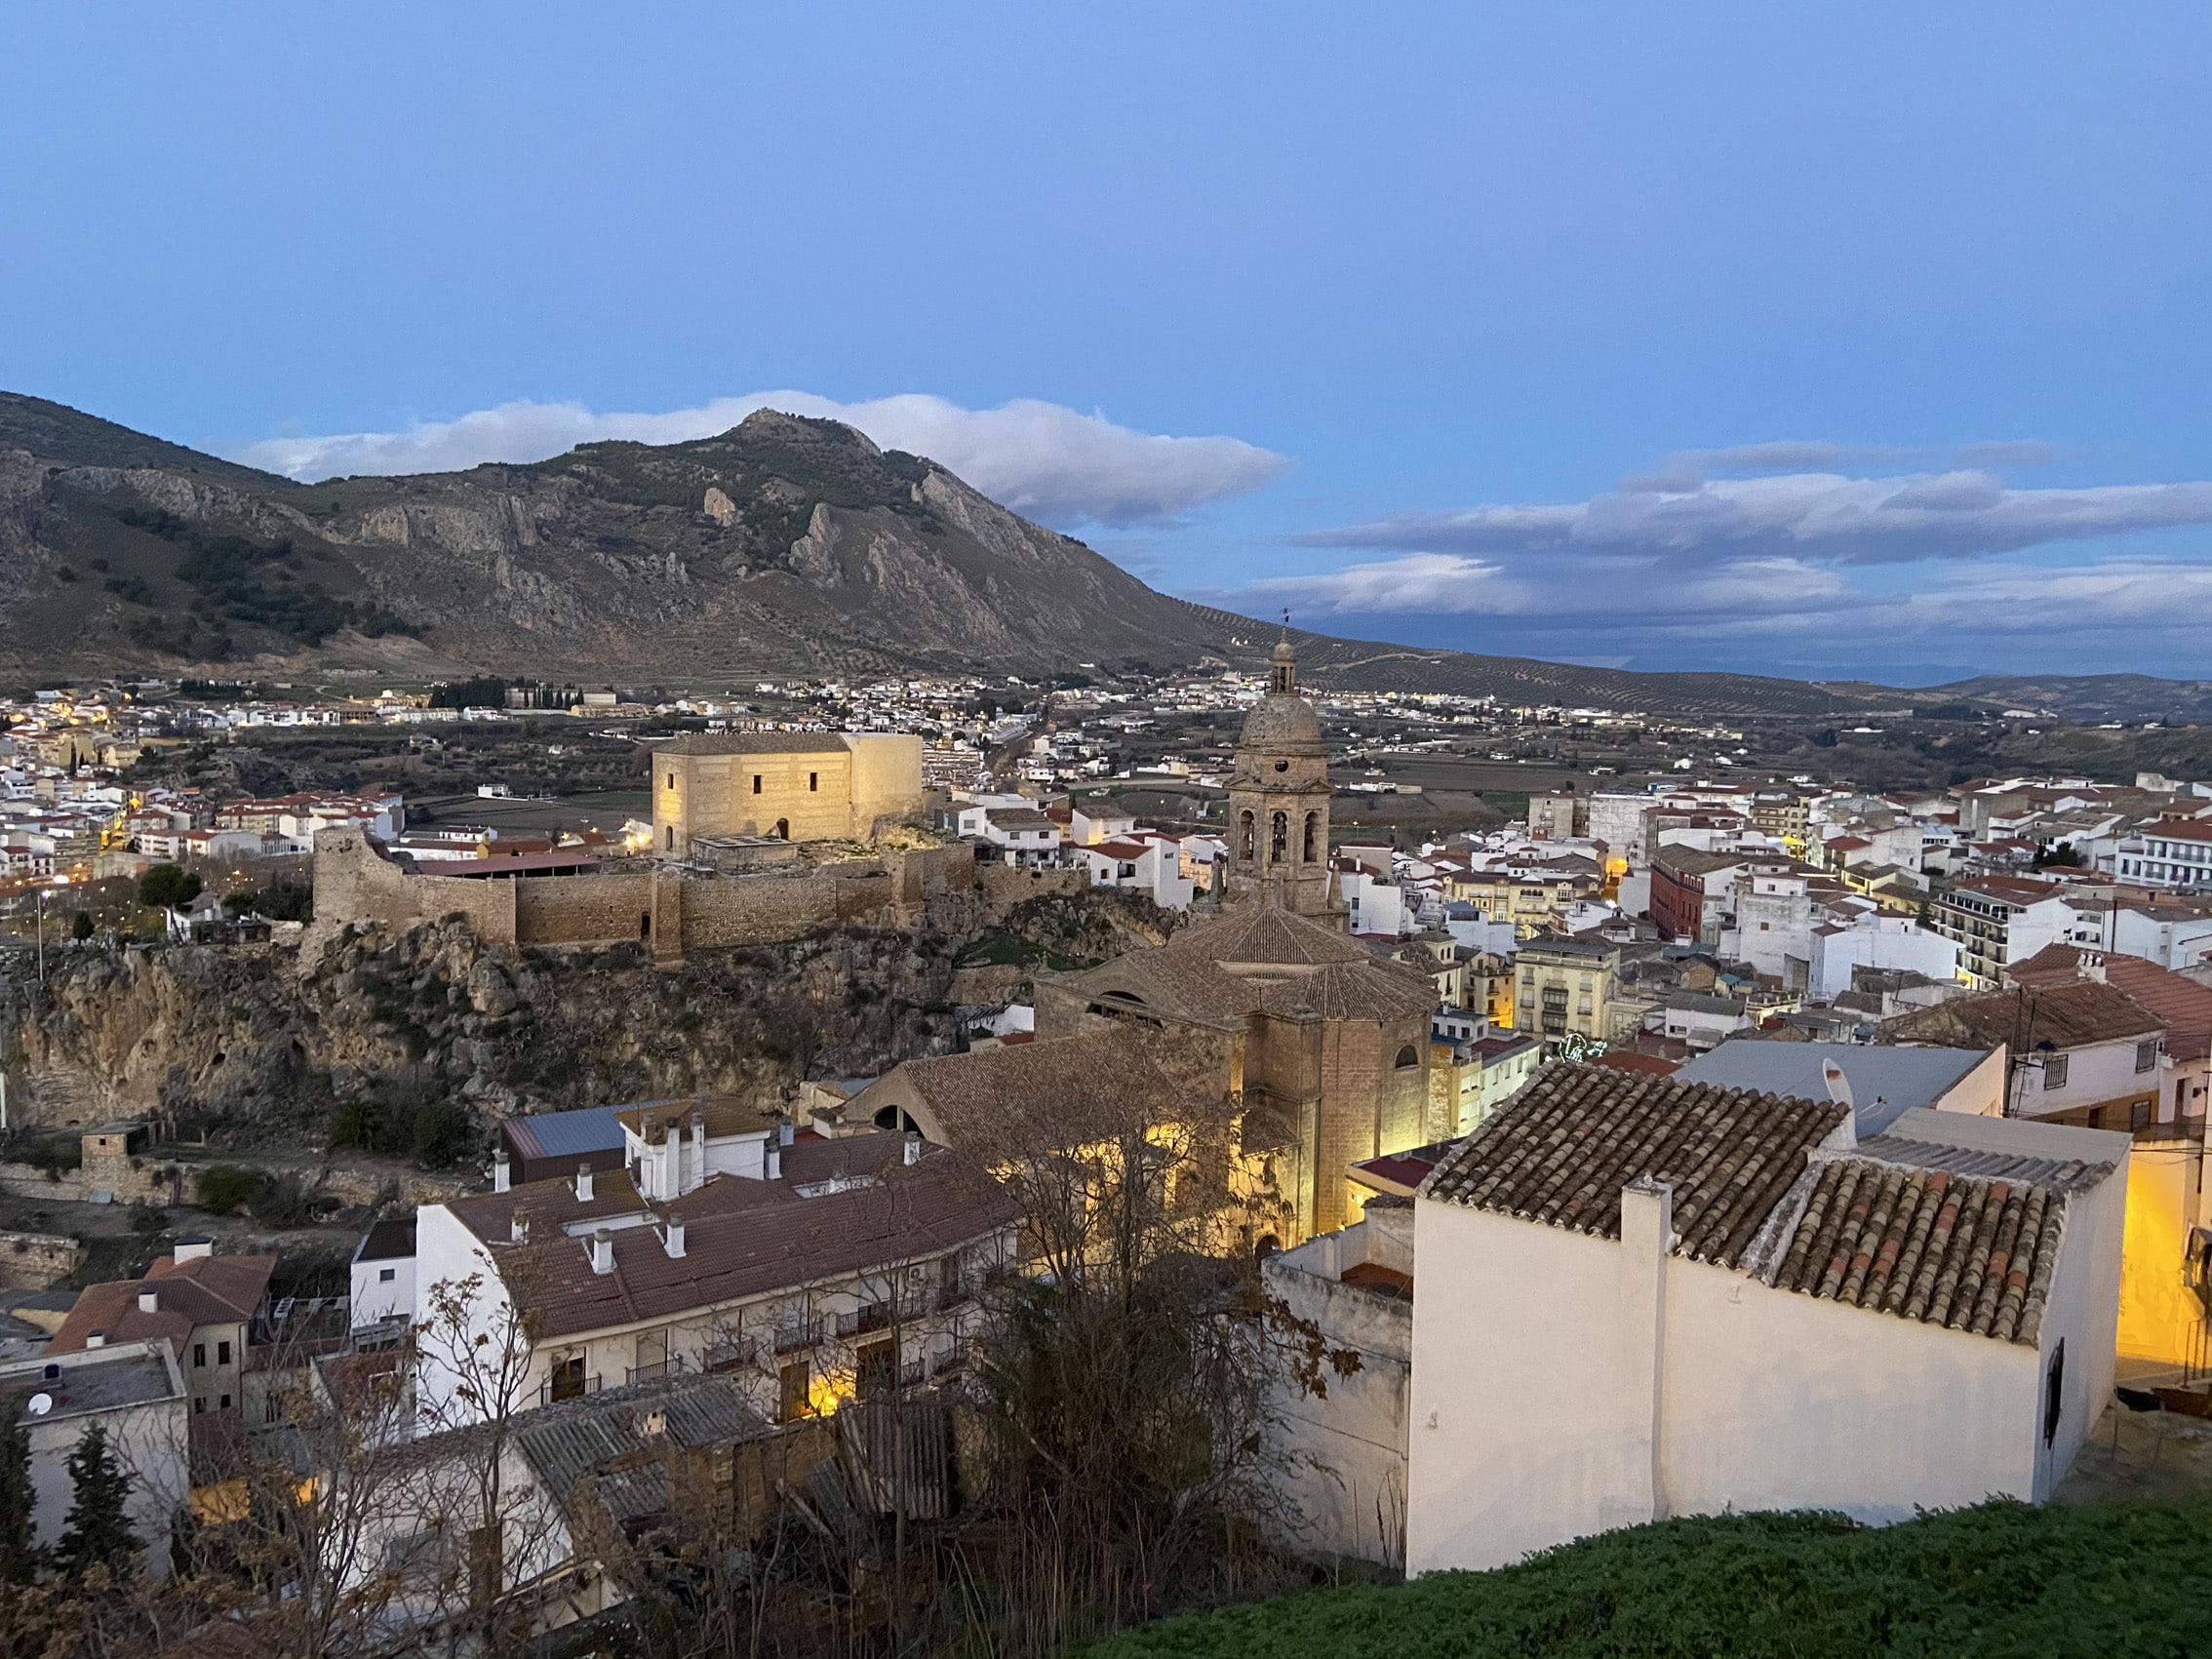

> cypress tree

[
  {"left": 0, "top": 1408, "right": 35, "bottom": 1582},
  {"left": 55, "top": 1423, "right": 137, "bottom": 1579}
]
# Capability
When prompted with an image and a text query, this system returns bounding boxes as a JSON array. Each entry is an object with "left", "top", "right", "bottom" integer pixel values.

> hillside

[
  {"left": 0, "top": 390, "right": 2160, "bottom": 720},
  {"left": 1091, "top": 1497, "right": 2212, "bottom": 1659}
]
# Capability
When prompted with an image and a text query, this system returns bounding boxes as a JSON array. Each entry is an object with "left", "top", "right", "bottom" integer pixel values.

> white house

[
  {"left": 1404, "top": 1064, "right": 2127, "bottom": 1575},
  {"left": 1806, "top": 912, "right": 1960, "bottom": 1002},
  {"left": 1881, "top": 980, "right": 2164, "bottom": 1131},
  {"left": 349, "top": 1216, "right": 416, "bottom": 1336},
  {"left": 414, "top": 1107, "right": 1018, "bottom": 1437},
  {"left": 2115, "top": 814, "right": 2212, "bottom": 889},
  {"left": 1, "top": 1340, "right": 189, "bottom": 1576},
  {"left": 1079, "top": 835, "right": 1195, "bottom": 910}
]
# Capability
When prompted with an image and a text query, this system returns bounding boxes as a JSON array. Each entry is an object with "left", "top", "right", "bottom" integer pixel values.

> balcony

[
  {"left": 625, "top": 1355, "right": 691, "bottom": 1386},
  {"left": 701, "top": 1337, "right": 758, "bottom": 1373},
  {"left": 540, "top": 1371, "right": 602, "bottom": 1406},
  {"left": 772, "top": 1320, "right": 828, "bottom": 1355}
]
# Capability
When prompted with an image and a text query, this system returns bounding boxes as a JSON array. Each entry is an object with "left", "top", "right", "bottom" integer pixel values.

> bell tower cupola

[{"left": 1223, "top": 627, "right": 1339, "bottom": 921}]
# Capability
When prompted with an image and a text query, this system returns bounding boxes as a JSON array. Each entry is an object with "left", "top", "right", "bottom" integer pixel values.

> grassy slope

[{"left": 1090, "top": 1499, "right": 2212, "bottom": 1659}]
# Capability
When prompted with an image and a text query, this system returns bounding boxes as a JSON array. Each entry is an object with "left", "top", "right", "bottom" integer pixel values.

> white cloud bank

[
  {"left": 1298, "top": 468, "right": 2212, "bottom": 565},
  {"left": 228, "top": 393, "right": 1289, "bottom": 529}
]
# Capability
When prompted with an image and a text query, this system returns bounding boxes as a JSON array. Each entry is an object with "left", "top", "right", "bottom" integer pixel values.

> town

[{"left": 1, "top": 636, "right": 2207, "bottom": 1650}]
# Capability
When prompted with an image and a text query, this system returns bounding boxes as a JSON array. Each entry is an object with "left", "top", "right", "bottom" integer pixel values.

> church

[{"left": 862, "top": 634, "right": 1442, "bottom": 1245}]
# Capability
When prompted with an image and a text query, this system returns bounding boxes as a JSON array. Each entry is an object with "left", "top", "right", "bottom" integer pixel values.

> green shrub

[
  {"left": 194, "top": 1165, "right": 257, "bottom": 1216},
  {"left": 245, "top": 1172, "right": 313, "bottom": 1230},
  {"left": 410, "top": 1100, "right": 475, "bottom": 1169},
  {"left": 1091, "top": 1497, "right": 2212, "bottom": 1659}
]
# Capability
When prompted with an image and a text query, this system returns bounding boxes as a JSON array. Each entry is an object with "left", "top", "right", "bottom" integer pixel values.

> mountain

[
  {"left": 1916, "top": 674, "right": 2212, "bottom": 725},
  {"left": 0, "top": 391, "right": 2011, "bottom": 718}
]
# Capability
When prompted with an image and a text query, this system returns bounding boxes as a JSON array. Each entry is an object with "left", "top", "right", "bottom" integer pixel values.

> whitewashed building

[{"left": 1405, "top": 1064, "right": 2127, "bottom": 1575}]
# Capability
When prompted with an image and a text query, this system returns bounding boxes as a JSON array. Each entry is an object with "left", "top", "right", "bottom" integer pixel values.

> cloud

[
  {"left": 1241, "top": 553, "right": 1843, "bottom": 619},
  {"left": 227, "top": 393, "right": 1289, "bottom": 529},
  {"left": 1298, "top": 469, "right": 2212, "bottom": 565}
]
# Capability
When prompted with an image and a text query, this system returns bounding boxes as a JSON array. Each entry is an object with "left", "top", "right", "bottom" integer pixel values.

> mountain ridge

[{"left": 0, "top": 390, "right": 2178, "bottom": 721}]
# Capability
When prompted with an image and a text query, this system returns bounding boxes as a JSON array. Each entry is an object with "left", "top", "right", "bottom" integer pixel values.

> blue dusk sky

[{"left": 6, "top": 4, "right": 2210, "bottom": 685}]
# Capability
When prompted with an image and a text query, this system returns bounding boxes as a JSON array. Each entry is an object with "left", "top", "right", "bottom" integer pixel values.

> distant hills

[{"left": 0, "top": 390, "right": 2194, "bottom": 723}]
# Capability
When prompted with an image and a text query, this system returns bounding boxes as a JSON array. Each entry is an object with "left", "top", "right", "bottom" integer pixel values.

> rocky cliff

[{"left": 0, "top": 889, "right": 1178, "bottom": 1158}]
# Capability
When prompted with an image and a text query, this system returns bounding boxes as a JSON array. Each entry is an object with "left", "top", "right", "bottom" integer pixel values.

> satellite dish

[
  {"left": 1821, "top": 1059, "right": 1855, "bottom": 1111},
  {"left": 26, "top": 1394, "right": 52, "bottom": 1416}
]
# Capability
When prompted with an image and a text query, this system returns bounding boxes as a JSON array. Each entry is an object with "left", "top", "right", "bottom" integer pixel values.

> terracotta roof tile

[
  {"left": 1880, "top": 981, "right": 2166, "bottom": 1051},
  {"left": 1421, "top": 1063, "right": 1848, "bottom": 1268}
]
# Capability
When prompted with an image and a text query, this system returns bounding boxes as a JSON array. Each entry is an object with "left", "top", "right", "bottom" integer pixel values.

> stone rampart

[
  {"left": 310, "top": 833, "right": 1078, "bottom": 959},
  {"left": 0, "top": 1229, "right": 85, "bottom": 1290}
]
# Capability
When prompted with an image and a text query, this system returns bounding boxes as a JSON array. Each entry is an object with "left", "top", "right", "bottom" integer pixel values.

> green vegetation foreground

[{"left": 1090, "top": 1497, "right": 2212, "bottom": 1659}]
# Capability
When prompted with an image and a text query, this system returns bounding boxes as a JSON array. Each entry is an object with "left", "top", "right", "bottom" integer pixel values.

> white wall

[
  {"left": 1808, "top": 918, "right": 1958, "bottom": 1002},
  {"left": 1406, "top": 1189, "right": 2074, "bottom": 1576},
  {"left": 351, "top": 1250, "right": 415, "bottom": 1327},
  {"left": 4, "top": 1342, "right": 188, "bottom": 1577},
  {"left": 2019, "top": 1036, "right": 2155, "bottom": 1118}
]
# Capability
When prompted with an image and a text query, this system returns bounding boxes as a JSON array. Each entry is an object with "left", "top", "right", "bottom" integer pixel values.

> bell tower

[{"left": 1224, "top": 630, "right": 1336, "bottom": 919}]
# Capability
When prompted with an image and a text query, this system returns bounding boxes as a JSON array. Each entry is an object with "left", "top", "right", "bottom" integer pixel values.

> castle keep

[{"left": 652, "top": 732, "right": 925, "bottom": 854}]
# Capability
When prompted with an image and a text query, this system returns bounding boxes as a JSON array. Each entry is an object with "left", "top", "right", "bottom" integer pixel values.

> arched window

[
  {"left": 1394, "top": 1045, "right": 1420, "bottom": 1069},
  {"left": 1303, "top": 811, "right": 1320, "bottom": 862},
  {"left": 664, "top": 826, "right": 674, "bottom": 850},
  {"left": 1239, "top": 810, "right": 1256, "bottom": 860},
  {"left": 1270, "top": 811, "right": 1287, "bottom": 863}
]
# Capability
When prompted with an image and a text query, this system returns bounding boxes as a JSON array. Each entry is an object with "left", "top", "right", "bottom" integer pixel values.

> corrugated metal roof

[
  {"left": 504, "top": 1106, "right": 629, "bottom": 1162},
  {"left": 515, "top": 1374, "right": 770, "bottom": 1521},
  {"left": 1677, "top": 1043, "right": 1989, "bottom": 1137}
]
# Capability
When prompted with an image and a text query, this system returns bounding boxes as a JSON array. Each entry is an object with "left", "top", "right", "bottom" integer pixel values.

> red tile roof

[{"left": 49, "top": 1252, "right": 275, "bottom": 1355}]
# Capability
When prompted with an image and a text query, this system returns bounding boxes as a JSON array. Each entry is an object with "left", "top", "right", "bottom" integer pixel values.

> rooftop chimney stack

[
  {"left": 174, "top": 1238, "right": 213, "bottom": 1263},
  {"left": 511, "top": 1205, "right": 532, "bottom": 1244},
  {"left": 779, "top": 1118, "right": 796, "bottom": 1148},
  {"left": 86, "top": 1330, "right": 105, "bottom": 1349},
  {"left": 590, "top": 1229, "right": 615, "bottom": 1275},
  {"left": 663, "top": 1217, "right": 687, "bottom": 1258},
  {"left": 904, "top": 1130, "right": 922, "bottom": 1167},
  {"left": 575, "top": 1164, "right": 595, "bottom": 1203},
  {"left": 138, "top": 1288, "right": 157, "bottom": 1314},
  {"left": 493, "top": 1149, "right": 511, "bottom": 1193},
  {"left": 690, "top": 1112, "right": 707, "bottom": 1193},
  {"left": 765, "top": 1144, "right": 782, "bottom": 1181}
]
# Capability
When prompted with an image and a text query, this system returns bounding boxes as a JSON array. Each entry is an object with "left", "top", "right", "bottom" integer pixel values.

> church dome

[{"left": 1239, "top": 691, "right": 1325, "bottom": 755}]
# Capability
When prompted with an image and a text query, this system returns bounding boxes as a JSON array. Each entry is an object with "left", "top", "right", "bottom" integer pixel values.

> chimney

[
  {"left": 663, "top": 1217, "right": 686, "bottom": 1258},
  {"left": 903, "top": 1130, "right": 923, "bottom": 1166},
  {"left": 575, "top": 1163, "right": 594, "bottom": 1203},
  {"left": 174, "top": 1237, "right": 213, "bottom": 1263},
  {"left": 138, "top": 1288, "right": 157, "bottom": 1315},
  {"left": 690, "top": 1112, "right": 707, "bottom": 1191},
  {"left": 642, "top": 1406, "right": 667, "bottom": 1438},
  {"left": 778, "top": 1118, "right": 796, "bottom": 1148},
  {"left": 765, "top": 1144, "right": 782, "bottom": 1181},
  {"left": 642, "top": 1109, "right": 659, "bottom": 1145},
  {"left": 86, "top": 1330, "right": 105, "bottom": 1349},
  {"left": 589, "top": 1229, "right": 615, "bottom": 1275},
  {"left": 511, "top": 1205, "right": 532, "bottom": 1244},
  {"left": 493, "top": 1149, "right": 511, "bottom": 1193}
]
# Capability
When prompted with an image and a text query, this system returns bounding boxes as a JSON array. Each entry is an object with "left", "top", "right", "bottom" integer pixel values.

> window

[
  {"left": 664, "top": 826, "right": 674, "bottom": 849},
  {"left": 193, "top": 1398, "right": 205, "bottom": 1414},
  {"left": 2137, "top": 1040, "right": 2159, "bottom": 1074},
  {"left": 2131, "top": 1100, "right": 2152, "bottom": 1132},
  {"left": 752, "top": 774, "right": 763, "bottom": 794},
  {"left": 2086, "top": 1107, "right": 2103, "bottom": 1129},
  {"left": 1303, "top": 812, "right": 1320, "bottom": 862},
  {"left": 809, "top": 771, "right": 819, "bottom": 792},
  {"left": 666, "top": 772, "right": 675, "bottom": 790},
  {"left": 2043, "top": 1340, "right": 2065, "bottom": 1447},
  {"left": 2042, "top": 1054, "right": 2070, "bottom": 1091},
  {"left": 219, "top": 1393, "right": 231, "bottom": 1409},
  {"left": 1394, "top": 1045, "right": 1419, "bottom": 1069},
  {"left": 194, "top": 1343, "right": 206, "bottom": 1368},
  {"left": 777, "top": 1360, "right": 810, "bottom": 1423},
  {"left": 379, "top": 1267, "right": 397, "bottom": 1283},
  {"left": 1270, "top": 811, "right": 1287, "bottom": 862},
  {"left": 550, "top": 1354, "right": 587, "bottom": 1402},
  {"left": 1238, "top": 810, "right": 1255, "bottom": 860},
  {"left": 217, "top": 1340, "right": 231, "bottom": 1365}
]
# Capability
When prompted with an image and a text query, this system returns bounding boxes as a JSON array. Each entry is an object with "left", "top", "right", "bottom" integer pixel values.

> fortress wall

[
  {"left": 312, "top": 832, "right": 1078, "bottom": 959},
  {"left": 846, "top": 733, "right": 928, "bottom": 832}
]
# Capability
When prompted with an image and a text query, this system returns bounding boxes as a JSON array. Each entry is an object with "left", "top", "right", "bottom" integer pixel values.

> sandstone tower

[{"left": 1224, "top": 632, "right": 1337, "bottom": 920}]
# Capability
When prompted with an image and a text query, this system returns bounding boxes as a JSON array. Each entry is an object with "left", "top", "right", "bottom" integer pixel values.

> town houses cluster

[{"left": 4, "top": 649, "right": 2212, "bottom": 1639}]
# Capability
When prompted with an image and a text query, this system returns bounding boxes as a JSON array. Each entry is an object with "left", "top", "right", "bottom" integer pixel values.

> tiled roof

[
  {"left": 862, "top": 1029, "right": 1213, "bottom": 1157},
  {"left": 1880, "top": 981, "right": 2165, "bottom": 1052},
  {"left": 450, "top": 1134, "right": 1017, "bottom": 1341},
  {"left": 49, "top": 1252, "right": 275, "bottom": 1354},
  {"left": 513, "top": 1373, "right": 770, "bottom": 1522},
  {"left": 2008, "top": 947, "right": 2212, "bottom": 1062},
  {"left": 1758, "top": 1159, "right": 2067, "bottom": 1345},
  {"left": 1421, "top": 1064, "right": 1848, "bottom": 1269}
]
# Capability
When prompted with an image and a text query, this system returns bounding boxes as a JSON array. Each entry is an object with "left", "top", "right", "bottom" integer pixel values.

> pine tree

[
  {"left": 0, "top": 1411, "right": 36, "bottom": 1582},
  {"left": 55, "top": 1423, "right": 137, "bottom": 1579}
]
